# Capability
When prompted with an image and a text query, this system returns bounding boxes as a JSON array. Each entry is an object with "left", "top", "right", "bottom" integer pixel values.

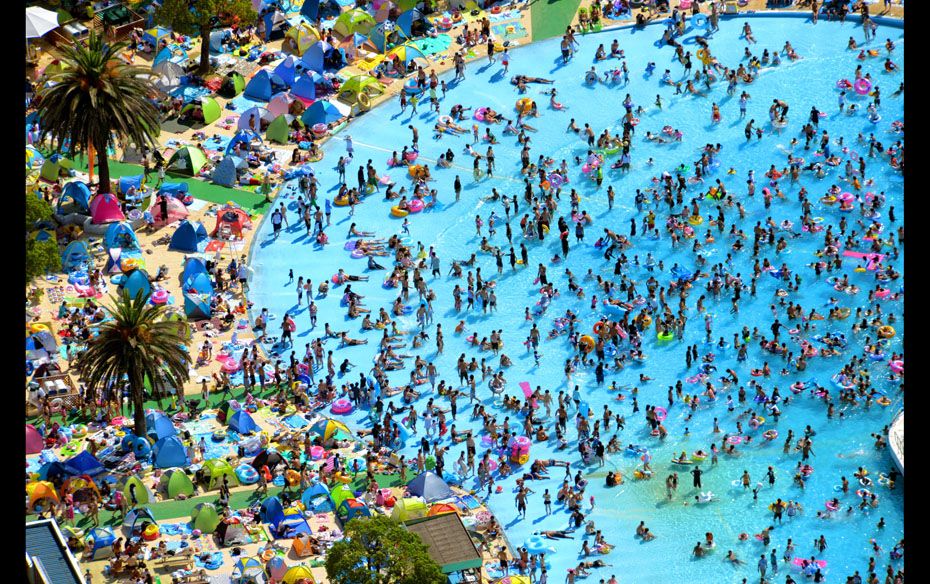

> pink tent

[
  {"left": 152, "top": 195, "right": 191, "bottom": 228},
  {"left": 267, "top": 92, "right": 295, "bottom": 117},
  {"left": 89, "top": 193, "right": 126, "bottom": 225},
  {"left": 26, "top": 424, "right": 44, "bottom": 455}
]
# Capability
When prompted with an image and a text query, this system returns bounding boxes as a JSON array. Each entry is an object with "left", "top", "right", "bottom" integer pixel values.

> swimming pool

[{"left": 249, "top": 15, "right": 904, "bottom": 582}]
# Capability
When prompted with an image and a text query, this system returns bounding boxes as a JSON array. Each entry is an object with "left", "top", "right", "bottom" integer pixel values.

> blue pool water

[{"left": 248, "top": 16, "right": 904, "bottom": 582}]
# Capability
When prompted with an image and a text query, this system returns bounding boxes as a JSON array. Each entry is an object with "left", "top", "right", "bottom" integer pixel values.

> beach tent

[
  {"left": 167, "top": 146, "right": 208, "bottom": 176},
  {"left": 202, "top": 458, "right": 239, "bottom": 490},
  {"left": 180, "top": 256, "right": 208, "bottom": 284},
  {"left": 407, "top": 471, "right": 454, "bottom": 502},
  {"left": 282, "top": 565, "right": 316, "bottom": 584},
  {"left": 191, "top": 502, "right": 221, "bottom": 532},
  {"left": 26, "top": 424, "right": 43, "bottom": 454},
  {"left": 179, "top": 96, "right": 222, "bottom": 125},
  {"left": 237, "top": 106, "right": 275, "bottom": 132},
  {"left": 153, "top": 435, "right": 190, "bottom": 468},
  {"left": 169, "top": 220, "right": 207, "bottom": 252},
  {"left": 118, "top": 175, "right": 144, "bottom": 196},
  {"left": 63, "top": 451, "right": 105, "bottom": 477},
  {"left": 211, "top": 205, "right": 253, "bottom": 238},
  {"left": 396, "top": 8, "right": 421, "bottom": 38},
  {"left": 300, "top": 41, "right": 329, "bottom": 73},
  {"left": 338, "top": 75, "right": 385, "bottom": 109},
  {"left": 121, "top": 268, "right": 152, "bottom": 300},
  {"left": 104, "top": 221, "right": 140, "bottom": 251},
  {"left": 227, "top": 409, "right": 259, "bottom": 434},
  {"left": 209, "top": 29, "right": 232, "bottom": 54},
  {"left": 145, "top": 410, "right": 178, "bottom": 441},
  {"left": 301, "top": 482, "right": 334, "bottom": 512},
  {"left": 266, "top": 556, "right": 288, "bottom": 581},
  {"left": 216, "top": 517, "right": 248, "bottom": 546},
  {"left": 259, "top": 496, "right": 285, "bottom": 526},
  {"left": 60, "top": 240, "right": 90, "bottom": 271},
  {"left": 152, "top": 194, "right": 190, "bottom": 228},
  {"left": 184, "top": 291, "right": 212, "bottom": 320},
  {"left": 26, "top": 330, "right": 56, "bottom": 362},
  {"left": 89, "top": 193, "right": 126, "bottom": 224},
  {"left": 301, "top": 100, "right": 343, "bottom": 126},
  {"left": 329, "top": 484, "right": 354, "bottom": 510},
  {"left": 268, "top": 92, "right": 296, "bottom": 117},
  {"left": 85, "top": 527, "right": 116, "bottom": 560},
  {"left": 273, "top": 56, "right": 299, "bottom": 87},
  {"left": 338, "top": 498, "right": 371, "bottom": 521},
  {"left": 152, "top": 59, "right": 184, "bottom": 93},
  {"left": 427, "top": 502, "right": 462, "bottom": 516},
  {"left": 291, "top": 74, "right": 317, "bottom": 103},
  {"left": 309, "top": 418, "right": 350, "bottom": 442},
  {"left": 291, "top": 532, "right": 317, "bottom": 557},
  {"left": 219, "top": 71, "right": 246, "bottom": 98},
  {"left": 211, "top": 156, "right": 241, "bottom": 188},
  {"left": 261, "top": 9, "right": 288, "bottom": 41},
  {"left": 244, "top": 69, "right": 273, "bottom": 101},
  {"left": 37, "top": 461, "right": 69, "bottom": 482},
  {"left": 56, "top": 181, "right": 92, "bottom": 215},
  {"left": 121, "top": 475, "right": 155, "bottom": 505},
  {"left": 39, "top": 154, "right": 74, "bottom": 182},
  {"left": 251, "top": 449, "right": 287, "bottom": 472},
  {"left": 386, "top": 42, "right": 428, "bottom": 66},
  {"left": 233, "top": 556, "right": 264, "bottom": 580},
  {"left": 300, "top": 0, "right": 321, "bottom": 22},
  {"left": 143, "top": 26, "right": 172, "bottom": 48},
  {"left": 153, "top": 46, "right": 187, "bottom": 68},
  {"left": 333, "top": 9, "right": 376, "bottom": 38},
  {"left": 158, "top": 468, "right": 195, "bottom": 499},
  {"left": 266, "top": 115, "right": 291, "bottom": 144},
  {"left": 184, "top": 272, "right": 214, "bottom": 295},
  {"left": 62, "top": 476, "right": 101, "bottom": 504},
  {"left": 27, "top": 481, "right": 60, "bottom": 512},
  {"left": 226, "top": 129, "right": 263, "bottom": 156},
  {"left": 123, "top": 507, "right": 157, "bottom": 536},
  {"left": 275, "top": 509, "right": 313, "bottom": 539},
  {"left": 284, "top": 22, "right": 321, "bottom": 56},
  {"left": 391, "top": 497, "right": 428, "bottom": 520}
]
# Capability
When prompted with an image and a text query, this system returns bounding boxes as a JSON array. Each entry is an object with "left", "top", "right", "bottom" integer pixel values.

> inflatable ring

[
  {"left": 334, "top": 194, "right": 350, "bottom": 207},
  {"left": 30, "top": 323, "right": 50, "bottom": 333},
  {"left": 331, "top": 398, "right": 354, "bottom": 415},
  {"left": 408, "top": 199, "right": 425, "bottom": 213},
  {"left": 763, "top": 429, "right": 778, "bottom": 440},
  {"left": 689, "top": 215, "right": 703, "bottom": 226},
  {"left": 212, "top": 430, "right": 227, "bottom": 442},
  {"left": 657, "top": 331, "right": 674, "bottom": 341},
  {"left": 236, "top": 464, "right": 259, "bottom": 484},
  {"left": 261, "top": 549, "right": 275, "bottom": 562},
  {"left": 515, "top": 97, "right": 534, "bottom": 114},
  {"left": 151, "top": 289, "right": 169, "bottom": 305},
  {"left": 593, "top": 322, "right": 607, "bottom": 335},
  {"left": 691, "top": 13, "right": 708, "bottom": 29},
  {"left": 641, "top": 314, "right": 653, "bottom": 327},
  {"left": 391, "top": 206, "right": 409, "bottom": 217},
  {"left": 71, "top": 424, "right": 88, "bottom": 438},
  {"left": 578, "top": 335, "right": 596, "bottom": 354},
  {"left": 877, "top": 326, "right": 895, "bottom": 339}
]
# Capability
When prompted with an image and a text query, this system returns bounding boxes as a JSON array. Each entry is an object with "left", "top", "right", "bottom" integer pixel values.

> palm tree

[
  {"left": 35, "top": 32, "right": 161, "bottom": 195},
  {"left": 75, "top": 291, "right": 191, "bottom": 438}
]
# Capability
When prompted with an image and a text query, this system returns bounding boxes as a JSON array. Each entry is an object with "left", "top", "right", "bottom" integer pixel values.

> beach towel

[
  {"left": 194, "top": 551, "right": 225, "bottom": 570},
  {"left": 456, "top": 494, "right": 482, "bottom": 509}
]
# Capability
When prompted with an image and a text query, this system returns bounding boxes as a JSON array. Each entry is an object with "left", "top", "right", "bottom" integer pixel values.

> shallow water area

[{"left": 249, "top": 15, "right": 904, "bottom": 583}]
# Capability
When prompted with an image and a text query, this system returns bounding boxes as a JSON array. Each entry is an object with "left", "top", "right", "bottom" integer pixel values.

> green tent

[
  {"left": 333, "top": 9, "right": 376, "bottom": 38},
  {"left": 191, "top": 502, "right": 221, "bottom": 532},
  {"left": 391, "top": 497, "right": 428, "bottom": 521},
  {"left": 200, "top": 96, "right": 222, "bottom": 124},
  {"left": 202, "top": 458, "right": 239, "bottom": 490},
  {"left": 39, "top": 156, "right": 74, "bottom": 182},
  {"left": 266, "top": 115, "right": 291, "bottom": 144},
  {"left": 166, "top": 146, "right": 208, "bottom": 176},
  {"left": 338, "top": 75, "right": 385, "bottom": 111},
  {"left": 221, "top": 72, "right": 246, "bottom": 98},
  {"left": 329, "top": 483, "right": 354, "bottom": 510},
  {"left": 158, "top": 469, "right": 195, "bottom": 499},
  {"left": 121, "top": 475, "right": 155, "bottom": 506}
]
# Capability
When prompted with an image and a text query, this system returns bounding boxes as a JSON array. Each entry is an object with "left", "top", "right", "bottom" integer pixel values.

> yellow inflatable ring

[
  {"left": 689, "top": 215, "right": 703, "bottom": 226},
  {"left": 334, "top": 194, "right": 350, "bottom": 207},
  {"left": 261, "top": 549, "right": 275, "bottom": 561},
  {"left": 30, "top": 323, "right": 50, "bottom": 333},
  {"left": 641, "top": 314, "right": 653, "bottom": 327},
  {"left": 391, "top": 206, "right": 409, "bottom": 217},
  {"left": 578, "top": 335, "right": 596, "bottom": 353},
  {"left": 515, "top": 97, "right": 533, "bottom": 114},
  {"left": 877, "top": 326, "right": 896, "bottom": 339}
]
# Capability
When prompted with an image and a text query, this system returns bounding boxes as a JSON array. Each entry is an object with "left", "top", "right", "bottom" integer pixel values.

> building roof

[
  {"left": 403, "top": 512, "right": 483, "bottom": 573},
  {"left": 25, "top": 519, "right": 85, "bottom": 584}
]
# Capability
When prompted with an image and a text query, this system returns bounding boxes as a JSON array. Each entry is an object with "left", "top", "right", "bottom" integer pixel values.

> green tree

[
  {"left": 25, "top": 239, "right": 61, "bottom": 283},
  {"left": 325, "top": 515, "right": 446, "bottom": 584},
  {"left": 26, "top": 193, "right": 54, "bottom": 231},
  {"left": 155, "top": 0, "right": 257, "bottom": 74},
  {"left": 36, "top": 33, "right": 161, "bottom": 195},
  {"left": 75, "top": 291, "right": 191, "bottom": 437}
]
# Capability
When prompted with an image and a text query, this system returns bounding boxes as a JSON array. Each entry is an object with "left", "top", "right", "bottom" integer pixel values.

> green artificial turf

[{"left": 531, "top": 0, "right": 584, "bottom": 41}]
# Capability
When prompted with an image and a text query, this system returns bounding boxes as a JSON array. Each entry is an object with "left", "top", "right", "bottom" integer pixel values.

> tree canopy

[
  {"left": 325, "top": 515, "right": 446, "bottom": 584},
  {"left": 155, "top": 0, "right": 257, "bottom": 73}
]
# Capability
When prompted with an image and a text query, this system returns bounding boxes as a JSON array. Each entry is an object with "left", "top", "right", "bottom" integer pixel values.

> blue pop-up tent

[
  {"left": 259, "top": 496, "right": 285, "bottom": 526},
  {"left": 169, "top": 220, "right": 208, "bottom": 252},
  {"left": 211, "top": 156, "right": 241, "bottom": 188},
  {"left": 145, "top": 410, "right": 178, "bottom": 441},
  {"left": 104, "top": 222, "right": 141, "bottom": 251},
  {"left": 228, "top": 409, "right": 258, "bottom": 434},
  {"left": 209, "top": 29, "right": 232, "bottom": 54},
  {"left": 301, "top": 482, "right": 334, "bottom": 512},
  {"left": 56, "top": 181, "right": 92, "bottom": 215},
  {"left": 226, "top": 129, "right": 263, "bottom": 156},
  {"left": 61, "top": 240, "right": 90, "bottom": 272},
  {"left": 63, "top": 451, "right": 105, "bottom": 477},
  {"left": 184, "top": 291, "right": 212, "bottom": 320},
  {"left": 185, "top": 272, "right": 214, "bottom": 295},
  {"left": 118, "top": 175, "right": 144, "bottom": 195},
  {"left": 121, "top": 269, "right": 152, "bottom": 300},
  {"left": 273, "top": 56, "right": 299, "bottom": 87},
  {"left": 86, "top": 527, "right": 116, "bottom": 560},
  {"left": 152, "top": 435, "right": 190, "bottom": 469},
  {"left": 300, "top": 41, "right": 329, "bottom": 74},
  {"left": 407, "top": 471, "right": 454, "bottom": 502},
  {"left": 244, "top": 69, "right": 273, "bottom": 101},
  {"left": 292, "top": 73, "right": 317, "bottom": 102},
  {"left": 301, "top": 100, "right": 342, "bottom": 125},
  {"left": 180, "top": 256, "right": 208, "bottom": 284}
]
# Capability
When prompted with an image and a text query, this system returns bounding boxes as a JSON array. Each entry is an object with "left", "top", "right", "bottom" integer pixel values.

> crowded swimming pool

[{"left": 248, "top": 14, "right": 904, "bottom": 582}]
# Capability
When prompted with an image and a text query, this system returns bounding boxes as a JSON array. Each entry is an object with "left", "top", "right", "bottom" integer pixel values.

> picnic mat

[
  {"left": 491, "top": 20, "right": 529, "bottom": 42},
  {"left": 228, "top": 95, "right": 268, "bottom": 112},
  {"left": 205, "top": 240, "right": 226, "bottom": 253},
  {"left": 169, "top": 85, "right": 212, "bottom": 102},
  {"left": 411, "top": 34, "right": 453, "bottom": 56}
]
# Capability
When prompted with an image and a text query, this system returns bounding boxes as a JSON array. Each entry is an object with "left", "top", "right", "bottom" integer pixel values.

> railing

[{"left": 889, "top": 409, "right": 904, "bottom": 475}]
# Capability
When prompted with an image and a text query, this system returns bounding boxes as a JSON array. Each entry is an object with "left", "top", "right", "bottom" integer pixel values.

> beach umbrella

[
  {"left": 386, "top": 42, "right": 428, "bottom": 65},
  {"left": 26, "top": 6, "right": 60, "bottom": 39}
]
